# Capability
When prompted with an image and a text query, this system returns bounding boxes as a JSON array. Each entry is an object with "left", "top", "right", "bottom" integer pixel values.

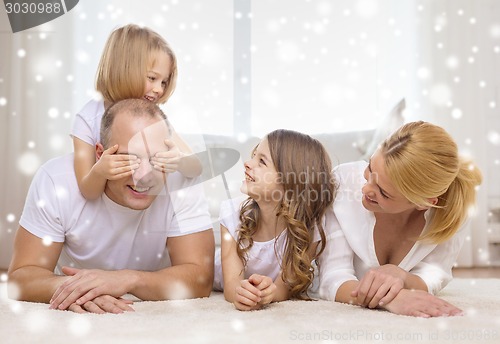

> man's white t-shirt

[{"left": 19, "top": 154, "right": 213, "bottom": 274}]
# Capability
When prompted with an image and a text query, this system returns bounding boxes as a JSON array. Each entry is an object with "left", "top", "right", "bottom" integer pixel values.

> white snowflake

[
  {"left": 487, "top": 131, "right": 500, "bottom": 145},
  {"left": 417, "top": 67, "right": 431, "bottom": 80},
  {"left": 48, "top": 107, "right": 59, "bottom": 119},
  {"left": 68, "top": 316, "right": 92, "bottom": 337},
  {"left": 429, "top": 84, "right": 452, "bottom": 106},
  {"left": 42, "top": 236, "right": 53, "bottom": 247},
  {"left": 25, "top": 311, "right": 48, "bottom": 333},
  {"left": 356, "top": 0, "right": 379, "bottom": 18},
  {"left": 451, "top": 108, "right": 462, "bottom": 119},
  {"left": 6, "top": 214, "right": 15, "bottom": 223},
  {"left": 231, "top": 319, "right": 246, "bottom": 332},
  {"left": 446, "top": 56, "right": 459, "bottom": 69},
  {"left": 17, "top": 152, "right": 41, "bottom": 176},
  {"left": 50, "top": 135, "right": 65, "bottom": 151}
]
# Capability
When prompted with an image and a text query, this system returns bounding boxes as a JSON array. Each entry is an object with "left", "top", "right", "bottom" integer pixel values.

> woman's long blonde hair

[
  {"left": 381, "top": 121, "right": 482, "bottom": 243},
  {"left": 95, "top": 24, "right": 177, "bottom": 104},
  {"left": 236, "top": 129, "right": 336, "bottom": 299}
]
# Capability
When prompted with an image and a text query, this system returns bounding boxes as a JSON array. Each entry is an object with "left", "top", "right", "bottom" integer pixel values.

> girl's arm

[
  {"left": 74, "top": 138, "right": 106, "bottom": 200},
  {"left": 171, "top": 130, "right": 202, "bottom": 178},
  {"left": 219, "top": 225, "right": 267, "bottom": 311},
  {"left": 73, "top": 138, "right": 139, "bottom": 200},
  {"left": 150, "top": 133, "right": 202, "bottom": 178},
  {"left": 220, "top": 225, "right": 245, "bottom": 303},
  {"left": 270, "top": 273, "right": 290, "bottom": 302},
  {"left": 250, "top": 239, "right": 323, "bottom": 305},
  {"left": 248, "top": 272, "right": 289, "bottom": 305}
]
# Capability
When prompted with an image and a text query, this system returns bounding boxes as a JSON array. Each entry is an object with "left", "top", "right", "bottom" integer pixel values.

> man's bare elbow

[
  {"left": 196, "top": 283, "right": 212, "bottom": 298},
  {"left": 6, "top": 269, "right": 26, "bottom": 301},
  {"left": 196, "top": 268, "right": 214, "bottom": 298}
]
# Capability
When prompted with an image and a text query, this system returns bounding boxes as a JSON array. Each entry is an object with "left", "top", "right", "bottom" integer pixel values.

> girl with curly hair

[{"left": 213, "top": 129, "right": 336, "bottom": 311}]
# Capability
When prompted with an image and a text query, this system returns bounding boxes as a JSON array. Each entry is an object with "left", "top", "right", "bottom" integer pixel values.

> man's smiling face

[{"left": 103, "top": 112, "right": 170, "bottom": 210}]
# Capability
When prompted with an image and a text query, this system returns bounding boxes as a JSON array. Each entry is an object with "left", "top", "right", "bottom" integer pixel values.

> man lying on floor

[{"left": 7, "top": 99, "right": 214, "bottom": 314}]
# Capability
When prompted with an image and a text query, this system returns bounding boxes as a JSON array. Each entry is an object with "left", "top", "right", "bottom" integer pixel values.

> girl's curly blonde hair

[{"left": 236, "top": 129, "right": 336, "bottom": 299}]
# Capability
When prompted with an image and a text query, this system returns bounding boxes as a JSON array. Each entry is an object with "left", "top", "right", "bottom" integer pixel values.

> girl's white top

[{"left": 214, "top": 196, "right": 322, "bottom": 291}]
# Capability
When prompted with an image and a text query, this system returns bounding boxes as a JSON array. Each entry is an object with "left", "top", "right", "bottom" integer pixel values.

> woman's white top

[{"left": 318, "top": 161, "right": 467, "bottom": 300}]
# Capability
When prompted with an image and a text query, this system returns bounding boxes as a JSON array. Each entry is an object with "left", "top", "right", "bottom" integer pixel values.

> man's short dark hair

[{"left": 100, "top": 98, "right": 171, "bottom": 149}]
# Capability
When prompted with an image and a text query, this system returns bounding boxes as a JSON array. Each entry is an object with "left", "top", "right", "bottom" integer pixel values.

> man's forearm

[
  {"left": 8, "top": 266, "right": 68, "bottom": 303},
  {"left": 127, "top": 263, "right": 213, "bottom": 301}
]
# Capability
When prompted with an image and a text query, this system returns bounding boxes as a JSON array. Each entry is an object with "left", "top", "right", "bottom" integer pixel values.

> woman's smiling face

[{"left": 361, "top": 149, "right": 416, "bottom": 214}]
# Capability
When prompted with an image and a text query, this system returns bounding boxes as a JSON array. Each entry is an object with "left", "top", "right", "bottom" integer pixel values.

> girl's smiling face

[
  {"left": 241, "top": 138, "right": 283, "bottom": 204},
  {"left": 143, "top": 51, "right": 172, "bottom": 103}
]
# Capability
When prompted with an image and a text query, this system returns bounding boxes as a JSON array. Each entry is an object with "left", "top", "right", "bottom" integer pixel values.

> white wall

[{"left": 403, "top": 0, "right": 499, "bottom": 266}]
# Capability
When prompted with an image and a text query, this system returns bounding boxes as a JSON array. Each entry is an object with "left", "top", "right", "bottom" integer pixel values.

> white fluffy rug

[{"left": 1, "top": 278, "right": 499, "bottom": 344}]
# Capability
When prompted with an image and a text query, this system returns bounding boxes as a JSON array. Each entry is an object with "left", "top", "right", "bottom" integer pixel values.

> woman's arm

[
  {"left": 317, "top": 209, "right": 359, "bottom": 302},
  {"left": 353, "top": 264, "right": 428, "bottom": 308},
  {"left": 410, "top": 227, "right": 468, "bottom": 294},
  {"left": 358, "top": 225, "right": 468, "bottom": 306}
]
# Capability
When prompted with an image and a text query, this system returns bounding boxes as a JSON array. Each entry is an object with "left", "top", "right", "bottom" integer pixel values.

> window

[{"left": 72, "top": 0, "right": 417, "bottom": 137}]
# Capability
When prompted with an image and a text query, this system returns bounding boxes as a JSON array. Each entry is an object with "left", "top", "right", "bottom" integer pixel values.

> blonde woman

[
  {"left": 319, "top": 121, "right": 482, "bottom": 317},
  {"left": 72, "top": 24, "right": 201, "bottom": 200},
  {"left": 214, "top": 129, "right": 336, "bottom": 310}
]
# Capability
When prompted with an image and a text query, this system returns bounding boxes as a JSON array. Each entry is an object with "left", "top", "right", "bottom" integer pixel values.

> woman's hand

[
  {"left": 352, "top": 264, "right": 406, "bottom": 308},
  {"left": 381, "top": 289, "right": 463, "bottom": 318}
]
